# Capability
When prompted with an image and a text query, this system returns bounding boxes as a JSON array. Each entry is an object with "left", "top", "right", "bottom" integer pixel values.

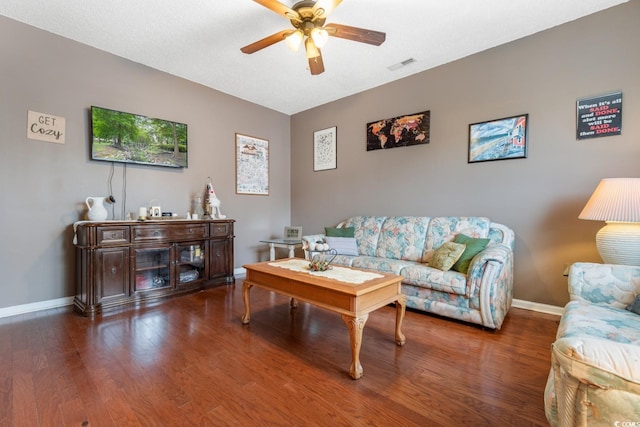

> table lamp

[{"left": 579, "top": 178, "right": 640, "bottom": 266}]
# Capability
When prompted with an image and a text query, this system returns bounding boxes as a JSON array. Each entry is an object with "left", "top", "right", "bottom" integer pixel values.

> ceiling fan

[{"left": 241, "top": 0, "right": 386, "bottom": 75}]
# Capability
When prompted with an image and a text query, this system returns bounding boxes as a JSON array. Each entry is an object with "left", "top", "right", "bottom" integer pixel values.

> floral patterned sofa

[
  {"left": 302, "top": 216, "right": 514, "bottom": 329},
  {"left": 544, "top": 262, "right": 640, "bottom": 426}
]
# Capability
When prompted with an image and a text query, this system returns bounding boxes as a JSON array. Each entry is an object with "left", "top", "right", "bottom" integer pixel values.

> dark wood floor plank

[{"left": 0, "top": 279, "right": 560, "bottom": 426}]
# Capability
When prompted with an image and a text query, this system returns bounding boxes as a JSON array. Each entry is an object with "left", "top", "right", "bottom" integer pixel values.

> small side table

[{"left": 260, "top": 239, "right": 303, "bottom": 261}]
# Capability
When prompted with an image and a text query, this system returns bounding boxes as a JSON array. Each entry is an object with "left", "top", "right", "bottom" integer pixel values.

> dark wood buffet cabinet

[{"left": 74, "top": 219, "right": 235, "bottom": 316}]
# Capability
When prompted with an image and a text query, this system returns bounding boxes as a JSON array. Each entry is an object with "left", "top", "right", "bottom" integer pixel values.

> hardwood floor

[{"left": 0, "top": 279, "right": 560, "bottom": 426}]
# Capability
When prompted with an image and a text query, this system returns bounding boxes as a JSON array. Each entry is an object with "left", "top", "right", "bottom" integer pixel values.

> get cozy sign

[{"left": 27, "top": 110, "right": 66, "bottom": 144}]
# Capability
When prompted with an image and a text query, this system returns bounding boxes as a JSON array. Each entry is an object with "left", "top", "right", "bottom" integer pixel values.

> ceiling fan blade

[
  {"left": 252, "top": 0, "right": 301, "bottom": 21},
  {"left": 308, "top": 53, "right": 325, "bottom": 75},
  {"left": 312, "top": 0, "right": 342, "bottom": 19},
  {"left": 241, "top": 29, "right": 291, "bottom": 54},
  {"left": 325, "top": 23, "right": 386, "bottom": 46}
]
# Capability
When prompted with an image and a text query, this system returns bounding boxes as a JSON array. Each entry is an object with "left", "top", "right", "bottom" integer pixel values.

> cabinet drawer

[
  {"left": 133, "top": 224, "right": 208, "bottom": 242},
  {"left": 210, "top": 222, "right": 231, "bottom": 237},
  {"left": 97, "top": 226, "right": 130, "bottom": 245}
]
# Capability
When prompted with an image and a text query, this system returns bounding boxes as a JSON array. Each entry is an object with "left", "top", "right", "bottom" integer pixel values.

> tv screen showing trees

[{"left": 91, "top": 106, "right": 188, "bottom": 168}]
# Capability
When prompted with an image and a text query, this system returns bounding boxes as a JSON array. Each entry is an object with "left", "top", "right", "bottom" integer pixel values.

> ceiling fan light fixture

[
  {"left": 285, "top": 30, "right": 304, "bottom": 51},
  {"left": 305, "top": 37, "right": 320, "bottom": 59},
  {"left": 311, "top": 27, "right": 329, "bottom": 48}
]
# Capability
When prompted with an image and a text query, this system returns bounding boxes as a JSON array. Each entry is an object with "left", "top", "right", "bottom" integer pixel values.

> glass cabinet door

[
  {"left": 177, "top": 242, "right": 206, "bottom": 286},
  {"left": 133, "top": 246, "right": 171, "bottom": 292}
]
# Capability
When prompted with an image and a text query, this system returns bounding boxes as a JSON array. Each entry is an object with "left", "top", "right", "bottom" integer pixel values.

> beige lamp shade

[{"left": 579, "top": 178, "right": 640, "bottom": 266}]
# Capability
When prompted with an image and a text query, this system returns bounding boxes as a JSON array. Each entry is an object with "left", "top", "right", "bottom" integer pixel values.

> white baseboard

[
  {"left": 0, "top": 282, "right": 562, "bottom": 320},
  {"left": 0, "top": 296, "right": 74, "bottom": 319},
  {"left": 512, "top": 298, "right": 563, "bottom": 316}
]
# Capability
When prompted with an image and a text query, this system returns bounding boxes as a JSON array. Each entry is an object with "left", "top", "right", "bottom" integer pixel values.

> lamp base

[{"left": 595, "top": 222, "right": 640, "bottom": 266}]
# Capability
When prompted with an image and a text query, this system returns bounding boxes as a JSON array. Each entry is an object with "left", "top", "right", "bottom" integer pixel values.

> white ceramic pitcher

[{"left": 86, "top": 196, "right": 108, "bottom": 221}]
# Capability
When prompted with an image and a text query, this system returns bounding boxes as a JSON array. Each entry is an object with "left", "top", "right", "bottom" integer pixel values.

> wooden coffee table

[{"left": 241, "top": 258, "right": 406, "bottom": 379}]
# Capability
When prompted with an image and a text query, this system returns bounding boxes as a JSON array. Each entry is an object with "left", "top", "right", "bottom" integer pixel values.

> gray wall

[
  {"left": 2, "top": 2, "right": 638, "bottom": 312},
  {"left": 290, "top": 1, "right": 640, "bottom": 307},
  {"left": 0, "top": 16, "right": 290, "bottom": 309}
]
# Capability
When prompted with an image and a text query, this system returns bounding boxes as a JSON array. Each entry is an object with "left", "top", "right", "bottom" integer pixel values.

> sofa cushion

[
  {"left": 400, "top": 264, "right": 468, "bottom": 296},
  {"left": 325, "top": 226, "right": 355, "bottom": 237},
  {"left": 430, "top": 242, "right": 466, "bottom": 271},
  {"left": 375, "top": 216, "right": 430, "bottom": 262},
  {"left": 325, "top": 236, "right": 358, "bottom": 256},
  {"left": 350, "top": 256, "right": 415, "bottom": 275},
  {"left": 451, "top": 234, "right": 491, "bottom": 274},
  {"left": 558, "top": 300, "right": 640, "bottom": 345},
  {"left": 342, "top": 216, "right": 387, "bottom": 257},
  {"left": 423, "top": 217, "right": 491, "bottom": 263},
  {"left": 330, "top": 254, "right": 356, "bottom": 267}
]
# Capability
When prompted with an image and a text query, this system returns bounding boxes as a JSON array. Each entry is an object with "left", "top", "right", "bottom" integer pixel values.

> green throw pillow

[
  {"left": 325, "top": 226, "right": 355, "bottom": 238},
  {"left": 430, "top": 242, "right": 467, "bottom": 271},
  {"left": 451, "top": 234, "right": 491, "bottom": 274}
]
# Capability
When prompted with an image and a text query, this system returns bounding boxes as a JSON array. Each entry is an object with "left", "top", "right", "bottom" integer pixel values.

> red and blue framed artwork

[{"left": 468, "top": 114, "right": 528, "bottom": 163}]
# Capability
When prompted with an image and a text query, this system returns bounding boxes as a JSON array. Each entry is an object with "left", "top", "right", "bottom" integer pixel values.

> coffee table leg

[
  {"left": 241, "top": 282, "right": 253, "bottom": 324},
  {"left": 395, "top": 295, "right": 406, "bottom": 346},
  {"left": 341, "top": 313, "right": 369, "bottom": 380}
]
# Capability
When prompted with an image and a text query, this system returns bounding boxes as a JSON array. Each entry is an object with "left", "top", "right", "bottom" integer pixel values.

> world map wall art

[{"left": 366, "top": 110, "right": 430, "bottom": 151}]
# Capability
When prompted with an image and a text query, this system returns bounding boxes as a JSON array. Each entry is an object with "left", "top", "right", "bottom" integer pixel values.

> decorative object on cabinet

[
  {"left": 579, "top": 178, "right": 640, "bottom": 266},
  {"left": 149, "top": 200, "right": 162, "bottom": 218},
  {"left": 576, "top": 91, "right": 622, "bottom": 140},
  {"left": 235, "top": 133, "right": 269, "bottom": 195},
  {"left": 85, "top": 196, "right": 109, "bottom": 221},
  {"left": 313, "top": 126, "right": 337, "bottom": 171},
  {"left": 468, "top": 114, "right": 528, "bottom": 163},
  {"left": 366, "top": 110, "right": 430, "bottom": 151},
  {"left": 73, "top": 219, "right": 235, "bottom": 317},
  {"left": 205, "top": 178, "right": 226, "bottom": 219}
]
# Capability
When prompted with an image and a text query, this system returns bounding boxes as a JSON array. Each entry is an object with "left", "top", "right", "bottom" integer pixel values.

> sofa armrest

[
  {"left": 568, "top": 262, "right": 640, "bottom": 309},
  {"left": 553, "top": 336, "right": 640, "bottom": 385},
  {"left": 551, "top": 336, "right": 640, "bottom": 425},
  {"left": 466, "top": 243, "right": 514, "bottom": 329},
  {"left": 467, "top": 243, "right": 511, "bottom": 274}
]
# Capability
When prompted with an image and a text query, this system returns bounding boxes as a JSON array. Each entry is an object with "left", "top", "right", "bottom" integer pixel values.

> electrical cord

[
  {"left": 121, "top": 164, "right": 127, "bottom": 220},
  {"left": 108, "top": 162, "right": 115, "bottom": 219}
]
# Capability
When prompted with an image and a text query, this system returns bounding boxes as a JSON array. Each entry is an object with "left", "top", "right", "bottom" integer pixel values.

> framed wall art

[
  {"left": 235, "top": 133, "right": 269, "bottom": 195},
  {"left": 313, "top": 126, "right": 337, "bottom": 171},
  {"left": 576, "top": 91, "right": 622, "bottom": 140},
  {"left": 366, "top": 110, "right": 430, "bottom": 151},
  {"left": 468, "top": 114, "right": 528, "bottom": 163}
]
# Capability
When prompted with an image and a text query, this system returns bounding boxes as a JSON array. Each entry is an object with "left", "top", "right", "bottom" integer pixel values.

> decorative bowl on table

[{"left": 309, "top": 248, "right": 337, "bottom": 271}]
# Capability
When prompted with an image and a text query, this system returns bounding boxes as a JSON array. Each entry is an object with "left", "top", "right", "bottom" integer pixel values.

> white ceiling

[{"left": 0, "top": 0, "right": 628, "bottom": 115}]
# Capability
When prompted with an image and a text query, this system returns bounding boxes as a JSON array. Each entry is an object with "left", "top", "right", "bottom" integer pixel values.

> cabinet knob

[
  {"left": 189, "top": 228, "right": 193, "bottom": 233},
  {"left": 111, "top": 267, "right": 117, "bottom": 274},
  {"left": 153, "top": 230, "right": 159, "bottom": 236}
]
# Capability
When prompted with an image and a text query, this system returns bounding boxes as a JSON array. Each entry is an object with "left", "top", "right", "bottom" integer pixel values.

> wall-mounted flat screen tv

[{"left": 91, "top": 106, "right": 188, "bottom": 168}]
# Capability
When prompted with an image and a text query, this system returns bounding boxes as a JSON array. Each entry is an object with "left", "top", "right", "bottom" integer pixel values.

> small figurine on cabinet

[{"left": 205, "top": 178, "right": 226, "bottom": 219}]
